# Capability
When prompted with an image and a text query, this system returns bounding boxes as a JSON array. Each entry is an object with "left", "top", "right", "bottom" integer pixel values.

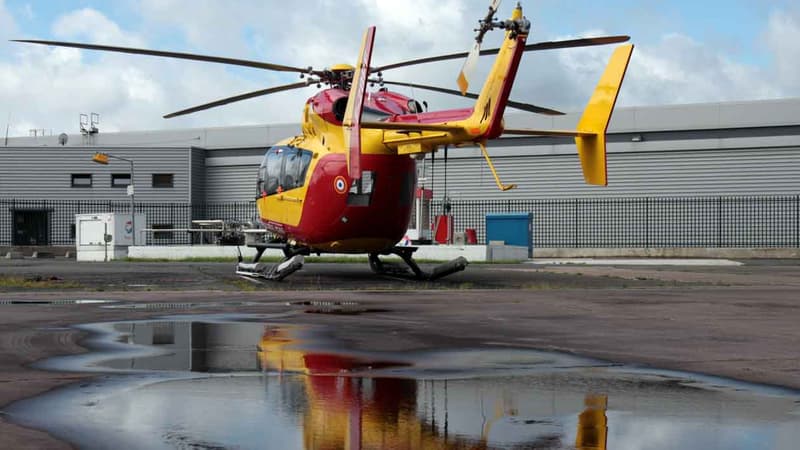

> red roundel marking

[{"left": 333, "top": 176, "right": 347, "bottom": 194}]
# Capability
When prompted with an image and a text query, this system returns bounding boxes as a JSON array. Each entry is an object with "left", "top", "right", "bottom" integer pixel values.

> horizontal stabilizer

[
  {"left": 361, "top": 121, "right": 466, "bottom": 133},
  {"left": 502, "top": 128, "right": 596, "bottom": 137}
]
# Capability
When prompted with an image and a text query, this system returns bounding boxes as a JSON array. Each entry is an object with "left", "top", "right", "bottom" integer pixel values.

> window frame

[
  {"left": 152, "top": 173, "right": 174, "bottom": 188},
  {"left": 111, "top": 173, "right": 132, "bottom": 188},
  {"left": 71, "top": 174, "right": 93, "bottom": 188}
]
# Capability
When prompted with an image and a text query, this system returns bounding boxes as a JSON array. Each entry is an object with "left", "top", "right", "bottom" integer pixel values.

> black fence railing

[
  {"left": 2, "top": 196, "right": 799, "bottom": 247},
  {"left": 433, "top": 195, "right": 800, "bottom": 248},
  {"left": 0, "top": 199, "right": 257, "bottom": 246}
]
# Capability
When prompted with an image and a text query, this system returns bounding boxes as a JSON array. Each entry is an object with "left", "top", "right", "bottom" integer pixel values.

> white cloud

[
  {"left": 20, "top": 3, "right": 33, "bottom": 20},
  {"left": 615, "top": 34, "right": 769, "bottom": 106},
  {"left": 2, "top": 3, "right": 800, "bottom": 139},
  {"left": 522, "top": 29, "right": 786, "bottom": 111},
  {"left": 0, "top": 5, "right": 316, "bottom": 136},
  {"left": 0, "top": 0, "right": 18, "bottom": 41},
  {"left": 764, "top": 9, "right": 800, "bottom": 90},
  {"left": 138, "top": 0, "right": 260, "bottom": 57},
  {"left": 53, "top": 8, "right": 144, "bottom": 46}
]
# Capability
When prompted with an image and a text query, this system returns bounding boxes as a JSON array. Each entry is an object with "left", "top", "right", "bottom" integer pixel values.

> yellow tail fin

[{"left": 575, "top": 44, "right": 634, "bottom": 186}]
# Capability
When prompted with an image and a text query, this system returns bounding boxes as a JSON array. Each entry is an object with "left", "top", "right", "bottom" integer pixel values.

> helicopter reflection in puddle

[
  {"left": 20, "top": 319, "right": 797, "bottom": 450},
  {"left": 258, "top": 326, "right": 608, "bottom": 450}
]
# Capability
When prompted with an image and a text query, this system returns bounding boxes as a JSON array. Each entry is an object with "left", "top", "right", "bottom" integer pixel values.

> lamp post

[{"left": 92, "top": 152, "right": 137, "bottom": 245}]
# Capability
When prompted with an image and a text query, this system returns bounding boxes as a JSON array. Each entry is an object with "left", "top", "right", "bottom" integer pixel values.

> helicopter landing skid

[
  {"left": 236, "top": 244, "right": 305, "bottom": 281},
  {"left": 369, "top": 246, "right": 468, "bottom": 281}
]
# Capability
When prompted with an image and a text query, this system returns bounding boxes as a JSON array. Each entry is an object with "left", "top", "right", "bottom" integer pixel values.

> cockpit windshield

[{"left": 257, "top": 146, "right": 313, "bottom": 197}]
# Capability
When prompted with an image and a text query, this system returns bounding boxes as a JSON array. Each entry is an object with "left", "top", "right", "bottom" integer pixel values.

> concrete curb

[
  {"left": 529, "top": 258, "right": 744, "bottom": 266},
  {"left": 534, "top": 247, "right": 800, "bottom": 259}
]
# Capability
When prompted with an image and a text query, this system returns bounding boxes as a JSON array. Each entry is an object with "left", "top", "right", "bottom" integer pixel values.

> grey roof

[
  {"left": 4, "top": 97, "right": 799, "bottom": 149},
  {"left": 4, "top": 123, "right": 300, "bottom": 149}
]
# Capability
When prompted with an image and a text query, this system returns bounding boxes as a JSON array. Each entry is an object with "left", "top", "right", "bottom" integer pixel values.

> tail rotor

[{"left": 457, "top": 0, "right": 502, "bottom": 95}]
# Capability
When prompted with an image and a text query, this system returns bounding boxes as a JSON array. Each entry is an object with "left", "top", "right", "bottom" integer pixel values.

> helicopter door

[
  {"left": 257, "top": 148, "right": 286, "bottom": 223},
  {"left": 257, "top": 146, "right": 313, "bottom": 227}
]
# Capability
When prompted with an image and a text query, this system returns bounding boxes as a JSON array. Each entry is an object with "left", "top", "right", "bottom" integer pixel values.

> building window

[
  {"left": 71, "top": 174, "right": 92, "bottom": 188},
  {"left": 152, "top": 174, "right": 174, "bottom": 188},
  {"left": 111, "top": 173, "right": 131, "bottom": 187},
  {"left": 152, "top": 224, "right": 174, "bottom": 240}
]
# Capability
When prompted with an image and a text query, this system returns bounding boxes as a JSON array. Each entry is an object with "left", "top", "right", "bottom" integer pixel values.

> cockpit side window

[
  {"left": 257, "top": 146, "right": 314, "bottom": 197},
  {"left": 266, "top": 148, "right": 283, "bottom": 195},
  {"left": 257, "top": 165, "right": 268, "bottom": 197},
  {"left": 297, "top": 151, "right": 312, "bottom": 184},
  {"left": 282, "top": 148, "right": 300, "bottom": 190}
]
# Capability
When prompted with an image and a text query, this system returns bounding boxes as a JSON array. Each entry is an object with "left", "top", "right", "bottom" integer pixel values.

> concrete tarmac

[{"left": 1, "top": 258, "right": 799, "bottom": 449}]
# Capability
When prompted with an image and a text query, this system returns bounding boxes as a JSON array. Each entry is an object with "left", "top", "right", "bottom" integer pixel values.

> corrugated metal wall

[
  {"left": 199, "top": 143, "right": 800, "bottom": 203},
  {"left": 190, "top": 147, "right": 206, "bottom": 204},
  {"left": 0, "top": 146, "right": 193, "bottom": 202},
  {"left": 205, "top": 165, "right": 258, "bottom": 203},
  {"left": 423, "top": 145, "right": 800, "bottom": 201},
  {"left": 203, "top": 147, "right": 265, "bottom": 203}
]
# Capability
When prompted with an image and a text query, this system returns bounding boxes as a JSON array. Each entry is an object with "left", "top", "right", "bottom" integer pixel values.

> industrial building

[{"left": 1, "top": 98, "right": 799, "bottom": 252}]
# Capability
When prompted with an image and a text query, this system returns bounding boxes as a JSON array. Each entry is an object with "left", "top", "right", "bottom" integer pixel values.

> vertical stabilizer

[{"left": 575, "top": 44, "right": 634, "bottom": 186}]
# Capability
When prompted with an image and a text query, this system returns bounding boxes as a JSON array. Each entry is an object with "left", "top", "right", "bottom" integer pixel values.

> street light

[{"left": 92, "top": 152, "right": 137, "bottom": 245}]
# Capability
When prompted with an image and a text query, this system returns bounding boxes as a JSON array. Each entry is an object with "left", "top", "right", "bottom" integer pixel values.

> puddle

[
  {"left": 301, "top": 306, "right": 391, "bottom": 315},
  {"left": 0, "top": 299, "right": 116, "bottom": 306},
  {"left": 287, "top": 300, "right": 388, "bottom": 315},
  {"left": 101, "top": 301, "right": 268, "bottom": 310},
  {"left": 6, "top": 316, "right": 800, "bottom": 450}
]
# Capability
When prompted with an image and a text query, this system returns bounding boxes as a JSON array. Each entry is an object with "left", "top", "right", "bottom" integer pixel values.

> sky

[{"left": 1, "top": 0, "right": 800, "bottom": 137}]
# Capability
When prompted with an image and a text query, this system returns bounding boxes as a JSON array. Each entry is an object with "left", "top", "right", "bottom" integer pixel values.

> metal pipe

[
  {"left": 129, "top": 158, "right": 136, "bottom": 246},
  {"left": 92, "top": 152, "right": 136, "bottom": 245}
]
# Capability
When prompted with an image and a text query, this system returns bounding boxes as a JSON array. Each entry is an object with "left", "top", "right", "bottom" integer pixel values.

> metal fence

[
  {"left": 0, "top": 199, "right": 257, "bottom": 246},
  {"left": 435, "top": 195, "right": 800, "bottom": 248},
  {"left": 2, "top": 196, "right": 799, "bottom": 247}
]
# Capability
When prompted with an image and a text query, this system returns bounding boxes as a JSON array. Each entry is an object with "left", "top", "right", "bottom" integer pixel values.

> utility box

[
  {"left": 485, "top": 212, "right": 534, "bottom": 258},
  {"left": 75, "top": 213, "right": 145, "bottom": 261}
]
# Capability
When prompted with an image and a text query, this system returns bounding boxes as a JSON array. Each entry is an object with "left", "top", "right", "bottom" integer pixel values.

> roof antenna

[{"left": 4, "top": 113, "right": 10, "bottom": 147}]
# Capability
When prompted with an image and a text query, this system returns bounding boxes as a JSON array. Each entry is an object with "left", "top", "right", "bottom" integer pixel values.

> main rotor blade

[
  {"left": 373, "top": 35, "right": 630, "bottom": 72},
  {"left": 457, "top": 41, "right": 481, "bottom": 95},
  {"left": 163, "top": 81, "right": 309, "bottom": 118},
  {"left": 12, "top": 39, "right": 316, "bottom": 74},
  {"left": 380, "top": 80, "right": 564, "bottom": 116}
]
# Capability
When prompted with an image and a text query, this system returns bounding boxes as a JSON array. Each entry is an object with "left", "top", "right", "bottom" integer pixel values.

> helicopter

[{"left": 15, "top": 1, "right": 633, "bottom": 281}]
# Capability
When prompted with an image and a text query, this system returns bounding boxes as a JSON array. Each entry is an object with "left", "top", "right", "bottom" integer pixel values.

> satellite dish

[{"left": 58, "top": 133, "right": 68, "bottom": 146}]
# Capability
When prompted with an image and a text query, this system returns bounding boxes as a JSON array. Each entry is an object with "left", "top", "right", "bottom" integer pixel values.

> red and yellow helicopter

[{"left": 16, "top": 1, "right": 633, "bottom": 280}]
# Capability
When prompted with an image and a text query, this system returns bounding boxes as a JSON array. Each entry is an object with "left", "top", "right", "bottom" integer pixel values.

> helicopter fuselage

[{"left": 256, "top": 88, "right": 429, "bottom": 254}]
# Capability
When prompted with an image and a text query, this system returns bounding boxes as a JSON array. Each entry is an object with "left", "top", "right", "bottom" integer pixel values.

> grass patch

[
  {"left": 124, "top": 256, "right": 525, "bottom": 265},
  {"left": 226, "top": 278, "right": 261, "bottom": 291},
  {"left": 470, "top": 259, "right": 527, "bottom": 265},
  {"left": 125, "top": 257, "right": 243, "bottom": 263},
  {"left": 0, "top": 275, "right": 82, "bottom": 289}
]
